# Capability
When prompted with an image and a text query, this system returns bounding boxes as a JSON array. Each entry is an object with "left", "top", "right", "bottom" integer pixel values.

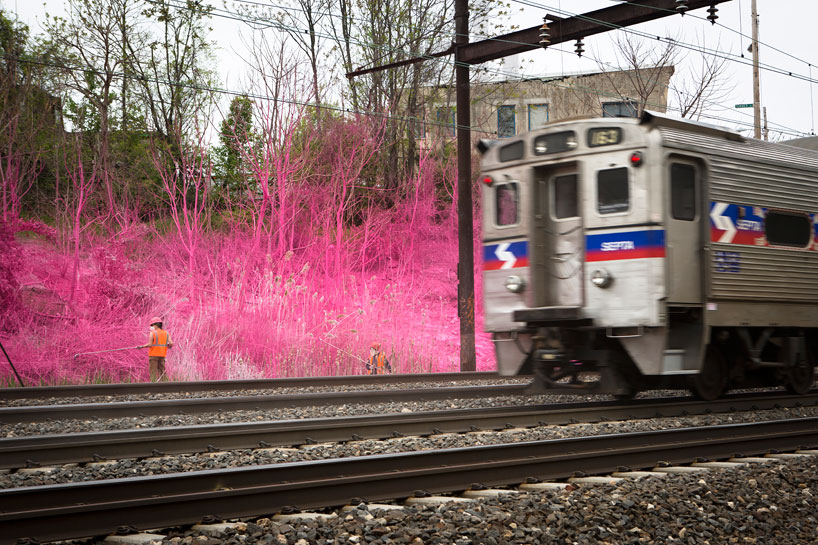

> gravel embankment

[
  {"left": 0, "top": 390, "right": 622, "bottom": 437},
  {"left": 78, "top": 456, "right": 818, "bottom": 545},
  {"left": 4, "top": 404, "right": 818, "bottom": 489},
  {"left": 0, "top": 379, "right": 533, "bottom": 407}
]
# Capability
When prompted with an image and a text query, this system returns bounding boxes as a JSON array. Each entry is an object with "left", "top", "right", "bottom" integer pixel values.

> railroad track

[
  {"left": 2, "top": 417, "right": 816, "bottom": 544},
  {"left": 0, "top": 383, "right": 528, "bottom": 424},
  {"left": 0, "top": 372, "right": 502, "bottom": 400},
  {"left": 3, "top": 391, "right": 817, "bottom": 469}
]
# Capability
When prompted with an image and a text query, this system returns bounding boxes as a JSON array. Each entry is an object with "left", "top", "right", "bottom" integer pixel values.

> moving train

[{"left": 479, "top": 111, "right": 818, "bottom": 399}]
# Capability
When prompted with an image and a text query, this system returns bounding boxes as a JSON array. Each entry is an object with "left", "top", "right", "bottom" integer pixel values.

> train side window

[
  {"left": 495, "top": 183, "right": 519, "bottom": 226},
  {"left": 597, "top": 167, "right": 629, "bottom": 214},
  {"left": 553, "top": 174, "right": 578, "bottom": 219},
  {"left": 670, "top": 163, "right": 696, "bottom": 221},
  {"left": 765, "top": 210, "right": 811, "bottom": 248}
]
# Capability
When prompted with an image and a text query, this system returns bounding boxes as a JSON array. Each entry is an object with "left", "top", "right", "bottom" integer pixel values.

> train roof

[
  {"left": 640, "top": 111, "right": 744, "bottom": 142},
  {"left": 477, "top": 111, "right": 818, "bottom": 172},
  {"left": 783, "top": 135, "right": 818, "bottom": 152}
]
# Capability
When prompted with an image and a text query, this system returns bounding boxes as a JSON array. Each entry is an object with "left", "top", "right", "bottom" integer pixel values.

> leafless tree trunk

[
  {"left": 271, "top": 0, "right": 328, "bottom": 105},
  {"left": 669, "top": 36, "right": 733, "bottom": 120},
  {"left": 588, "top": 33, "right": 730, "bottom": 120}
]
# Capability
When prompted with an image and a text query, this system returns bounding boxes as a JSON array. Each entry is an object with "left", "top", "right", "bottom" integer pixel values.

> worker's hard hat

[
  {"left": 150, "top": 316, "right": 163, "bottom": 326},
  {"left": 370, "top": 342, "right": 381, "bottom": 350}
]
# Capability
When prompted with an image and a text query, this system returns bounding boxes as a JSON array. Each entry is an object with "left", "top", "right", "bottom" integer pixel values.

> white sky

[{"left": 5, "top": 0, "right": 818, "bottom": 140}]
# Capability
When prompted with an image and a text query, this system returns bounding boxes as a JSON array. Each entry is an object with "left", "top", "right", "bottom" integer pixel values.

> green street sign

[{"left": 735, "top": 103, "right": 753, "bottom": 108}]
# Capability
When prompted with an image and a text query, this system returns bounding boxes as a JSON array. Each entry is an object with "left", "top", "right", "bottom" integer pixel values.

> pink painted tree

[
  {"left": 319, "top": 114, "right": 386, "bottom": 281},
  {"left": 0, "top": 112, "right": 44, "bottom": 223},
  {"left": 61, "top": 135, "right": 98, "bottom": 303},
  {"left": 149, "top": 125, "right": 211, "bottom": 280},
  {"left": 239, "top": 35, "right": 313, "bottom": 262}
]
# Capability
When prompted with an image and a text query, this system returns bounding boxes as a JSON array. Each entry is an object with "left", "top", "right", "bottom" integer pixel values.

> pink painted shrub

[{"left": 1, "top": 118, "right": 496, "bottom": 385}]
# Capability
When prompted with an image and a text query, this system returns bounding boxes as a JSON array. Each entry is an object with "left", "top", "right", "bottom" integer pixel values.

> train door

[
  {"left": 534, "top": 165, "right": 583, "bottom": 307},
  {"left": 665, "top": 159, "right": 702, "bottom": 303}
]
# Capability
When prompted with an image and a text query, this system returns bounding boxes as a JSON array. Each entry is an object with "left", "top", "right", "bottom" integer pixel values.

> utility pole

[
  {"left": 751, "top": 0, "right": 761, "bottom": 139},
  {"left": 454, "top": 0, "right": 476, "bottom": 372}
]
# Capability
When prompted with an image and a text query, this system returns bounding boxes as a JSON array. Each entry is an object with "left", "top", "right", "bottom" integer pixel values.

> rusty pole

[{"left": 455, "top": 0, "right": 476, "bottom": 371}]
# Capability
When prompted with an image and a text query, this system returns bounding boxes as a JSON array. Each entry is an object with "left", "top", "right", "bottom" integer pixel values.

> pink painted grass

[{"left": 2, "top": 134, "right": 494, "bottom": 385}]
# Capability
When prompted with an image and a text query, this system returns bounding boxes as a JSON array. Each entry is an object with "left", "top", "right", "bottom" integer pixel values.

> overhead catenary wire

[
  {"left": 153, "top": 0, "right": 817, "bottom": 122},
  {"left": 602, "top": 0, "right": 818, "bottom": 69},
  {"left": 218, "top": 0, "right": 814, "bottom": 137},
  {"left": 156, "top": 0, "right": 812, "bottom": 138},
  {"left": 0, "top": 53, "right": 496, "bottom": 136},
  {"left": 597, "top": 0, "right": 818, "bottom": 136},
  {"left": 510, "top": 0, "right": 818, "bottom": 87},
  {"left": 500, "top": 0, "right": 815, "bottom": 136},
  {"left": 8, "top": 0, "right": 813, "bottom": 138}
]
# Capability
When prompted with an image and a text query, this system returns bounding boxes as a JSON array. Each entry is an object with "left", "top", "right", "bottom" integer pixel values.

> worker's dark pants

[{"left": 149, "top": 356, "right": 166, "bottom": 382}]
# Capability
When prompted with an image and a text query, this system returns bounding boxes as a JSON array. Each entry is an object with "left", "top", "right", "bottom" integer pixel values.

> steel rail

[
  {"left": 3, "top": 391, "right": 817, "bottom": 469},
  {"left": 2, "top": 417, "right": 817, "bottom": 544},
  {"left": 0, "top": 384, "right": 529, "bottom": 424},
  {"left": 0, "top": 372, "right": 503, "bottom": 400}
]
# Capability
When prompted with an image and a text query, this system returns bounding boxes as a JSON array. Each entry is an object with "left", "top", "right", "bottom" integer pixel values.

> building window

[
  {"left": 436, "top": 107, "right": 455, "bottom": 137},
  {"left": 528, "top": 104, "right": 549, "bottom": 131},
  {"left": 602, "top": 101, "right": 638, "bottom": 118},
  {"left": 497, "top": 105, "right": 516, "bottom": 138}
]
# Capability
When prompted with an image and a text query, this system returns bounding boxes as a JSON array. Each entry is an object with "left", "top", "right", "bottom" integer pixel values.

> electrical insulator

[
  {"left": 539, "top": 18, "right": 551, "bottom": 48},
  {"left": 575, "top": 39, "right": 584, "bottom": 57},
  {"left": 706, "top": 4, "right": 719, "bottom": 24},
  {"left": 675, "top": 0, "right": 688, "bottom": 15}
]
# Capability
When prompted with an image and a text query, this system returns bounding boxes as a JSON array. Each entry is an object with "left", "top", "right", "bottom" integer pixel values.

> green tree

[
  {"left": 43, "top": 0, "right": 126, "bottom": 215},
  {"left": 127, "top": 0, "right": 217, "bottom": 154},
  {"left": 213, "top": 95, "right": 255, "bottom": 199},
  {"left": 0, "top": 10, "right": 61, "bottom": 221}
]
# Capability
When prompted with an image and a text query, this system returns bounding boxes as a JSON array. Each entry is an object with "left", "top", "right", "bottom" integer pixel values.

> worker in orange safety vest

[
  {"left": 140, "top": 316, "right": 174, "bottom": 382},
  {"left": 366, "top": 342, "right": 391, "bottom": 375}
]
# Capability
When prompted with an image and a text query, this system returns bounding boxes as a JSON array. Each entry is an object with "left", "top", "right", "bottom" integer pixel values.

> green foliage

[{"left": 213, "top": 96, "right": 255, "bottom": 199}]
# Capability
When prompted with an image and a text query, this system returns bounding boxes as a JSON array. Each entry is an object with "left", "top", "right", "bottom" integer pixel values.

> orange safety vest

[
  {"left": 369, "top": 352, "right": 388, "bottom": 375},
  {"left": 148, "top": 328, "right": 171, "bottom": 358}
]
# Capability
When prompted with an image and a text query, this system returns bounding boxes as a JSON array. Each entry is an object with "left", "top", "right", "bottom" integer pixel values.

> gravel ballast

[
  {"left": 3, "top": 405, "right": 818, "bottom": 489},
  {"left": 0, "top": 379, "right": 533, "bottom": 407},
  {"left": 85, "top": 456, "right": 818, "bottom": 545}
]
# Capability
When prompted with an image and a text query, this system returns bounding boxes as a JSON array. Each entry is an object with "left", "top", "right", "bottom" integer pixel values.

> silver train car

[{"left": 479, "top": 111, "right": 818, "bottom": 400}]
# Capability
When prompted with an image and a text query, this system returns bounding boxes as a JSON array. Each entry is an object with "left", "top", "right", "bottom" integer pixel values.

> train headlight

[
  {"left": 504, "top": 275, "right": 526, "bottom": 293},
  {"left": 591, "top": 269, "right": 613, "bottom": 288}
]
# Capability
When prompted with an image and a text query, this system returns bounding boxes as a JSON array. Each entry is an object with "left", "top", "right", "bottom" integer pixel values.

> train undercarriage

[{"left": 513, "top": 320, "right": 817, "bottom": 401}]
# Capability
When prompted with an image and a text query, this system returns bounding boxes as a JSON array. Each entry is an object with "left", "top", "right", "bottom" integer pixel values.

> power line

[
  {"left": 161, "top": 0, "right": 810, "bottom": 136},
  {"left": 513, "top": 0, "right": 818, "bottom": 84},
  {"left": 0, "top": 53, "right": 497, "bottom": 136},
  {"left": 7, "top": 0, "right": 811, "bottom": 138},
  {"left": 604, "top": 0, "right": 818, "bottom": 69}
]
